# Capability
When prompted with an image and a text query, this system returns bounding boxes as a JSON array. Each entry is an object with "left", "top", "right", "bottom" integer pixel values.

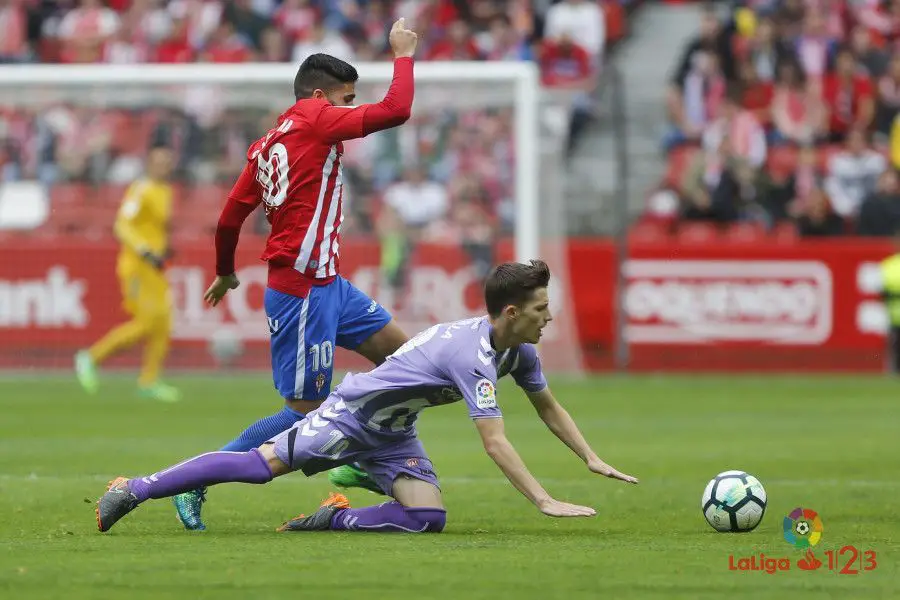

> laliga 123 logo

[{"left": 729, "top": 508, "right": 878, "bottom": 575}]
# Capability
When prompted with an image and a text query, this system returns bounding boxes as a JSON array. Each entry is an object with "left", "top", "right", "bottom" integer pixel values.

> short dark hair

[
  {"left": 294, "top": 53, "right": 359, "bottom": 100},
  {"left": 484, "top": 260, "right": 551, "bottom": 318}
]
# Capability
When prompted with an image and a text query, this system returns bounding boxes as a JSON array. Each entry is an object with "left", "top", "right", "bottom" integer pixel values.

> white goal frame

[{"left": 0, "top": 61, "right": 540, "bottom": 263}]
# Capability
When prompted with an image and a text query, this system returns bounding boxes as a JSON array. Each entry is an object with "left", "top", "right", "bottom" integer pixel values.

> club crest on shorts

[
  {"left": 406, "top": 458, "right": 419, "bottom": 468},
  {"left": 475, "top": 379, "right": 496, "bottom": 409},
  {"left": 315, "top": 373, "right": 326, "bottom": 394}
]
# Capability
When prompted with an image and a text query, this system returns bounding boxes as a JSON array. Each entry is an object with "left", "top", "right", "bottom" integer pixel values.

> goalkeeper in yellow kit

[{"left": 75, "top": 146, "right": 180, "bottom": 402}]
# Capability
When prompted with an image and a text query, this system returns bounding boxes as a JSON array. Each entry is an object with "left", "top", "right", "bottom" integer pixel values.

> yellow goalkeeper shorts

[{"left": 118, "top": 266, "right": 171, "bottom": 318}]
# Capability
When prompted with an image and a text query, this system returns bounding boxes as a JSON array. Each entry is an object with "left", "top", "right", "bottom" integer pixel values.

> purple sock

[
  {"left": 329, "top": 501, "right": 446, "bottom": 533},
  {"left": 127, "top": 449, "right": 274, "bottom": 502}
]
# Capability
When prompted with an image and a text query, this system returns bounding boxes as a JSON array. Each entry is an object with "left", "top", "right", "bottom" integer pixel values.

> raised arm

[
  {"left": 315, "top": 19, "right": 417, "bottom": 144},
  {"left": 473, "top": 417, "right": 596, "bottom": 517},
  {"left": 526, "top": 387, "right": 638, "bottom": 484}
]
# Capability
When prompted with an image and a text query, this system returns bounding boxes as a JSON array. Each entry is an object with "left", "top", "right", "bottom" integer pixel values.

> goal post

[{"left": 0, "top": 61, "right": 583, "bottom": 374}]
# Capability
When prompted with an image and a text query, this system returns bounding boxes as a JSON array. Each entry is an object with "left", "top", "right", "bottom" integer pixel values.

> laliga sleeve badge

[{"left": 475, "top": 379, "right": 497, "bottom": 409}]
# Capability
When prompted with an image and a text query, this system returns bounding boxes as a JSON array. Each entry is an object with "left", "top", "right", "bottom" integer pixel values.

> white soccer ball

[
  {"left": 208, "top": 327, "right": 244, "bottom": 366},
  {"left": 701, "top": 470, "right": 767, "bottom": 532}
]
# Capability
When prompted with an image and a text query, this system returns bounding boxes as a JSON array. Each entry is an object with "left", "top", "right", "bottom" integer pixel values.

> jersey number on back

[
  {"left": 257, "top": 143, "right": 289, "bottom": 209},
  {"left": 392, "top": 324, "right": 440, "bottom": 358},
  {"left": 255, "top": 119, "right": 293, "bottom": 210}
]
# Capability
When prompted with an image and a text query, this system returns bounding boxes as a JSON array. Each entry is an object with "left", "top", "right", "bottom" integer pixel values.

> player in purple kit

[{"left": 96, "top": 260, "right": 638, "bottom": 533}]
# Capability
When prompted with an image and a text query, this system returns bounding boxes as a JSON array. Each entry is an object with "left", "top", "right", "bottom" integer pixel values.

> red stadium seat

[
  {"left": 45, "top": 202, "right": 115, "bottom": 239},
  {"left": 45, "top": 202, "right": 86, "bottom": 233},
  {"left": 80, "top": 205, "right": 117, "bottom": 240},
  {"left": 0, "top": 229, "right": 24, "bottom": 243},
  {"left": 771, "top": 221, "right": 800, "bottom": 243},
  {"left": 185, "top": 184, "right": 229, "bottom": 208},
  {"left": 175, "top": 201, "right": 219, "bottom": 237},
  {"left": 170, "top": 183, "right": 187, "bottom": 206},
  {"left": 676, "top": 221, "right": 718, "bottom": 243},
  {"left": 96, "top": 184, "right": 129, "bottom": 207},
  {"left": 170, "top": 224, "right": 211, "bottom": 244},
  {"left": 629, "top": 219, "right": 670, "bottom": 243},
  {"left": 724, "top": 221, "right": 766, "bottom": 243},
  {"left": 50, "top": 184, "right": 90, "bottom": 207},
  {"left": 21, "top": 226, "right": 63, "bottom": 241}
]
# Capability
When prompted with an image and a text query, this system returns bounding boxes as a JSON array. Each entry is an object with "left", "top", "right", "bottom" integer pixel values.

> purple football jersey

[{"left": 334, "top": 316, "right": 548, "bottom": 433}]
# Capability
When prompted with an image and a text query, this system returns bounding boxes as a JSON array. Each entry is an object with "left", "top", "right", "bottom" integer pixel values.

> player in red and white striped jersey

[{"left": 170, "top": 19, "right": 418, "bottom": 532}]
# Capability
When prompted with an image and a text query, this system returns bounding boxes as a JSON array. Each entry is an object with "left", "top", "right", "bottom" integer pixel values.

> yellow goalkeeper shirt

[{"left": 115, "top": 178, "right": 173, "bottom": 271}]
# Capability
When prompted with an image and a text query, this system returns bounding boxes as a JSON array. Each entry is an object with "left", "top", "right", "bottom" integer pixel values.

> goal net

[{"left": 0, "top": 62, "right": 583, "bottom": 374}]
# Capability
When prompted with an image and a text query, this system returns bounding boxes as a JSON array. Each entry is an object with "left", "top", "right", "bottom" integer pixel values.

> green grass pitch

[{"left": 0, "top": 373, "right": 897, "bottom": 599}]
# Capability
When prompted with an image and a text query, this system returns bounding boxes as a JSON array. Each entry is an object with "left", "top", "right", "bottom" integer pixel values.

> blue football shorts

[{"left": 264, "top": 276, "right": 392, "bottom": 401}]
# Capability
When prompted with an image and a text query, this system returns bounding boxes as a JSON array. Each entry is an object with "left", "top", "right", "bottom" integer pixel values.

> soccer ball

[
  {"left": 701, "top": 470, "right": 767, "bottom": 532},
  {"left": 208, "top": 327, "right": 244, "bottom": 367}
]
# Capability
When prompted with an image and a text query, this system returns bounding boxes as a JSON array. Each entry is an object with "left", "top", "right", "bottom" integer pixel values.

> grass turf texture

[{"left": 0, "top": 374, "right": 896, "bottom": 599}]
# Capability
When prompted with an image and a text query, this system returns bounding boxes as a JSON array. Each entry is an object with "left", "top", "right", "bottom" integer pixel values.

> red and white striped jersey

[
  {"left": 215, "top": 57, "right": 414, "bottom": 297},
  {"left": 251, "top": 105, "right": 353, "bottom": 281}
]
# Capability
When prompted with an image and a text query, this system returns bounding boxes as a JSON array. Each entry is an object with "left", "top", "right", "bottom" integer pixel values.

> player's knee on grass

[
  {"left": 406, "top": 507, "right": 446, "bottom": 533},
  {"left": 392, "top": 475, "right": 445, "bottom": 510}
]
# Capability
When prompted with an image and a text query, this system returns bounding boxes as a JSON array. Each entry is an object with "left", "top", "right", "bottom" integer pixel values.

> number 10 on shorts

[{"left": 309, "top": 341, "right": 333, "bottom": 372}]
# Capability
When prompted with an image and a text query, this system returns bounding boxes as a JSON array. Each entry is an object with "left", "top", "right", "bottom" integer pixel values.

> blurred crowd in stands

[
  {"left": 650, "top": 0, "right": 900, "bottom": 240},
  {"left": 0, "top": 0, "right": 624, "bottom": 265},
  {"left": 0, "top": 0, "right": 618, "bottom": 67}
]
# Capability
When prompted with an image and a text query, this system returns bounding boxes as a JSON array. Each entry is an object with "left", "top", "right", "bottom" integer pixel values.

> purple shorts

[{"left": 268, "top": 397, "right": 439, "bottom": 496}]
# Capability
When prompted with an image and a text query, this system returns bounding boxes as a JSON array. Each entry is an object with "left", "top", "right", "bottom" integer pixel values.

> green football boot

[
  {"left": 172, "top": 488, "right": 207, "bottom": 531},
  {"left": 138, "top": 382, "right": 181, "bottom": 403},
  {"left": 75, "top": 350, "right": 99, "bottom": 395},
  {"left": 327, "top": 463, "right": 386, "bottom": 495}
]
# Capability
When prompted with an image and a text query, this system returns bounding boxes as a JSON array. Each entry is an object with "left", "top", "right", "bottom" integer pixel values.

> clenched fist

[{"left": 390, "top": 18, "right": 418, "bottom": 58}]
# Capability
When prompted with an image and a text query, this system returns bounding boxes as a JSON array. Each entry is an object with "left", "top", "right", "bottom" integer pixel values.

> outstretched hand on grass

[
  {"left": 538, "top": 498, "right": 597, "bottom": 518},
  {"left": 587, "top": 457, "right": 639, "bottom": 484}
]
